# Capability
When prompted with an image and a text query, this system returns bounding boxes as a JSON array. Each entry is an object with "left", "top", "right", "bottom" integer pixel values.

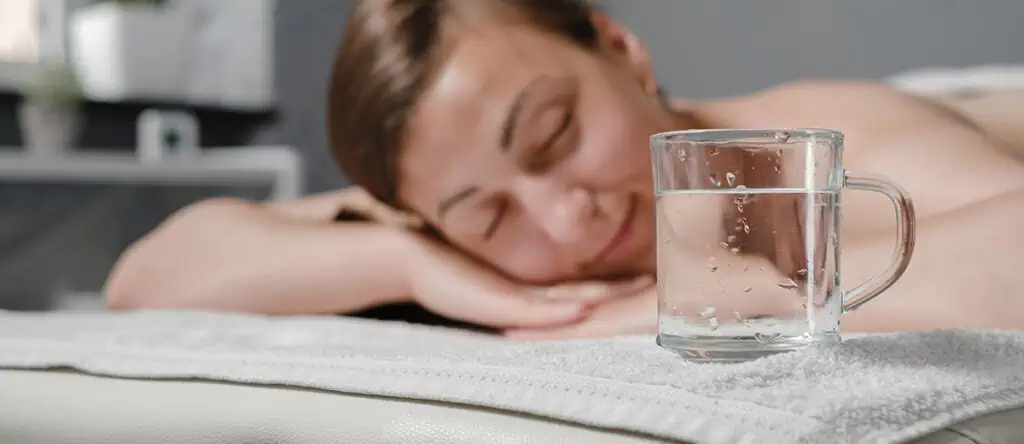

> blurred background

[{"left": 0, "top": 0, "right": 1021, "bottom": 311}]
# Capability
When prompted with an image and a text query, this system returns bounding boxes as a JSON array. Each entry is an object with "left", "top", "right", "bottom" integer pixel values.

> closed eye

[
  {"left": 484, "top": 200, "right": 509, "bottom": 240},
  {"left": 541, "top": 110, "right": 572, "bottom": 152},
  {"left": 524, "top": 109, "right": 575, "bottom": 173}
]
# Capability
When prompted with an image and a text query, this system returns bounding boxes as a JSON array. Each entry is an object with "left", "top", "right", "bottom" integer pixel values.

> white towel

[
  {"left": 1, "top": 309, "right": 1023, "bottom": 444},
  {"left": 887, "top": 63, "right": 1024, "bottom": 94}
]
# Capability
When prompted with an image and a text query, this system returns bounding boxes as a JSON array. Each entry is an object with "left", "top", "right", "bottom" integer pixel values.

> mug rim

[{"left": 650, "top": 128, "right": 843, "bottom": 143}]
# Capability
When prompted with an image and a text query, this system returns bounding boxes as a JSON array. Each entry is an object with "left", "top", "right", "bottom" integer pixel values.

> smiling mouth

[{"left": 587, "top": 194, "right": 638, "bottom": 268}]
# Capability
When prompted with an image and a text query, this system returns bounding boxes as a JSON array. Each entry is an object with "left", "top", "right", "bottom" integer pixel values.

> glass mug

[{"left": 650, "top": 129, "right": 915, "bottom": 362}]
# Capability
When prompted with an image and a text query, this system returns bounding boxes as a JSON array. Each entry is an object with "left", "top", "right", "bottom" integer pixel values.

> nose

[{"left": 514, "top": 178, "right": 595, "bottom": 245}]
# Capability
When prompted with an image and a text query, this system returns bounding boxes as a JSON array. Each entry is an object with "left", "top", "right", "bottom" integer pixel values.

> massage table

[{"left": 2, "top": 368, "right": 1024, "bottom": 444}]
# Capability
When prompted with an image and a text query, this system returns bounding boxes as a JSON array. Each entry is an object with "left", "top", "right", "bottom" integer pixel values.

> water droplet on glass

[
  {"left": 754, "top": 332, "right": 782, "bottom": 343},
  {"left": 677, "top": 149, "right": 688, "bottom": 162},
  {"left": 719, "top": 241, "right": 730, "bottom": 249},
  {"left": 737, "top": 216, "right": 753, "bottom": 234},
  {"left": 699, "top": 307, "right": 717, "bottom": 319},
  {"left": 725, "top": 172, "right": 737, "bottom": 186},
  {"left": 737, "top": 195, "right": 756, "bottom": 214},
  {"left": 831, "top": 232, "right": 838, "bottom": 247},
  {"left": 743, "top": 286, "right": 752, "bottom": 293},
  {"left": 774, "top": 131, "right": 791, "bottom": 143},
  {"left": 796, "top": 268, "right": 807, "bottom": 277},
  {"left": 709, "top": 173, "right": 721, "bottom": 187},
  {"left": 730, "top": 247, "right": 741, "bottom": 255},
  {"left": 773, "top": 165, "right": 781, "bottom": 174},
  {"left": 736, "top": 185, "right": 747, "bottom": 190},
  {"left": 727, "top": 235, "right": 737, "bottom": 243},
  {"left": 708, "top": 317, "right": 720, "bottom": 331},
  {"left": 709, "top": 146, "right": 720, "bottom": 156},
  {"left": 707, "top": 257, "right": 719, "bottom": 272},
  {"left": 777, "top": 279, "right": 799, "bottom": 289}
]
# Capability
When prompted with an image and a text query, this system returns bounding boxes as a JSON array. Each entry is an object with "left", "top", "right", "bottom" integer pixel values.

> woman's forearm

[
  {"left": 841, "top": 189, "right": 1024, "bottom": 332},
  {"left": 106, "top": 199, "right": 415, "bottom": 315}
]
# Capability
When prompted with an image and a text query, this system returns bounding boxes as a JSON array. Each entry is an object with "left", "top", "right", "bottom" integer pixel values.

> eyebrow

[
  {"left": 437, "top": 186, "right": 479, "bottom": 219},
  {"left": 436, "top": 77, "right": 549, "bottom": 219},
  {"left": 499, "top": 76, "right": 547, "bottom": 151}
]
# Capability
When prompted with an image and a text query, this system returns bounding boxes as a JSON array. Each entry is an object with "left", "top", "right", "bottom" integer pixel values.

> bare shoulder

[
  {"left": 727, "top": 79, "right": 953, "bottom": 130},
  {"left": 701, "top": 78, "right": 1024, "bottom": 229},
  {"left": 757, "top": 78, "right": 896, "bottom": 98}
]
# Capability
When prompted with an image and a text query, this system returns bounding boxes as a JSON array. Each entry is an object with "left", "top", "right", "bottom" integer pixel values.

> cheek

[
  {"left": 487, "top": 242, "right": 568, "bottom": 283},
  {"left": 575, "top": 103, "right": 659, "bottom": 187},
  {"left": 439, "top": 226, "right": 571, "bottom": 284}
]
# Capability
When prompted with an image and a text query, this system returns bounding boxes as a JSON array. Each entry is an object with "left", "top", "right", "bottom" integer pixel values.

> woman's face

[{"left": 397, "top": 16, "right": 679, "bottom": 284}]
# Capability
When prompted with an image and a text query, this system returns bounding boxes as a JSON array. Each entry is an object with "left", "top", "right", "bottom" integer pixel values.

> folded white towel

[
  {"left": 888, "top": 63, "right": 1024, "bottom": 93},
  {"left": 1, "top": 309, "right": 1022, "bottom": 444}
]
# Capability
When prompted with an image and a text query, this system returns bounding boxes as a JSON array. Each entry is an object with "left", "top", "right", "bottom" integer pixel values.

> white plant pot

[
  {"left": 18, "top": 101, "right": 81, "bottom": 157},
  {"left": 68, "top": 3, "right": 195, "bottom": 102}
]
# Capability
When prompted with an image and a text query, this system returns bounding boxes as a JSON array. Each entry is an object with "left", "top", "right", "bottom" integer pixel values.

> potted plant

[
  {"left": 18, "top": 63, "right": 83, "bottom": 157},
  {"left": 68, "top": 0, "right": 192, "bottom": 101}
]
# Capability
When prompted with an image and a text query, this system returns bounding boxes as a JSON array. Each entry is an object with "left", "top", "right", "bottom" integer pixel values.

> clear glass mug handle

[{"left": 842, "top": 172, "right": 917, "bottom": 312}]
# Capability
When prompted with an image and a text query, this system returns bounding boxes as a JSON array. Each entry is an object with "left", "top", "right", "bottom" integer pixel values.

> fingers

[
  {"left": 436, "top": 295, "right": 587, "bottom": 329},
  {"left": 535, "top": 275, "right": 655, "bottom": 304},
  {"left": 433, "top": 275, "right": 656, "bottom": 329},
  {"left": 337, "top": 188, "right": 424, "bottom": 229},
  {"left": 504, "top": 291, "right": 658, "bottom": 341}
]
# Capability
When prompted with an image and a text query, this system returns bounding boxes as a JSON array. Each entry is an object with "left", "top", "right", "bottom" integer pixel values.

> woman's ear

[{"left": 590, "top": 11, "right": 657, "bottom": 96}]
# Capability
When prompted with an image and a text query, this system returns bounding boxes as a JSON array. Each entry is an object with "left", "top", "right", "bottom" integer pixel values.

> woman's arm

[
  {"left": 105, "top": 197, "right": 414, "bottom": 314},
  {"left": 105, "top": 192, "right": 626, "bottom": 326}
]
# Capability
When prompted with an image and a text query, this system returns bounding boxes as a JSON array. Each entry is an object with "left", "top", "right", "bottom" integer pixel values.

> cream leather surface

[
  {"left": 1, "top": 369, "right": 1022, "bottom": 444},
  {"left": 0, "top": 369, "right": 670, "bottom": 444}
]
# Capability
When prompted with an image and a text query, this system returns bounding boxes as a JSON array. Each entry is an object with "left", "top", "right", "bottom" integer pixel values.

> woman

[{"left": 105, "top": 0, "right": 1024, "bottom": 338}]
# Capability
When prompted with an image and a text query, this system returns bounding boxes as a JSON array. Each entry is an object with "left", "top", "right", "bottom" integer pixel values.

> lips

[{"left": 588, "top": 194, "right": 638, "bottom": 268}]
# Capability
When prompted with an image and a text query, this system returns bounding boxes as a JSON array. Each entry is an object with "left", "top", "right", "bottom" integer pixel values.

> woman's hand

[
  {"left": 504, "top": 282, "right": 658, "bottom": 340},
  {"left": 405, "top": 235, "right": 653, "bottom": 329},
  {"left": 504, "top": 251, "right": 801, "bottom": 340}
]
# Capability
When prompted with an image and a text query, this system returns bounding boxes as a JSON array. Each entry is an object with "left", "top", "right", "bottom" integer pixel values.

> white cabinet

[
  {"left": 0, "top": 0, "right": 277, "bottom": 111},
  {"left": 0, "top": 145, "right": 303, "bottom": 200}
]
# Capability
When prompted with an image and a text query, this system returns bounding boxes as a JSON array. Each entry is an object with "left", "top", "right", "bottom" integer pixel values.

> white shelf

[{"left": 0, "top": 145, "right": 304, "bottom": 200}]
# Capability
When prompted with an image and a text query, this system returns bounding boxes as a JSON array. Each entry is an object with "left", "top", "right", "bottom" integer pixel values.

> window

[{"left": 0, "top": 0, "right": 41, "bottom": 64}]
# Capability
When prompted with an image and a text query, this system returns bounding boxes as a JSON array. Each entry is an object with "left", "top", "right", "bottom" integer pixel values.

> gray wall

[
  {"left": 254, "top": 0, "right": 352, "bottom": 193},
  {"left": 605, "top": 0, "right": 1024, "bottom": 98}
]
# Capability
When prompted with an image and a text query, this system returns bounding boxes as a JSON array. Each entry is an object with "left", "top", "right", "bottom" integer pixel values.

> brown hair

[{"left": 327, "top": 0, "right": 601, "bottom": 211}]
